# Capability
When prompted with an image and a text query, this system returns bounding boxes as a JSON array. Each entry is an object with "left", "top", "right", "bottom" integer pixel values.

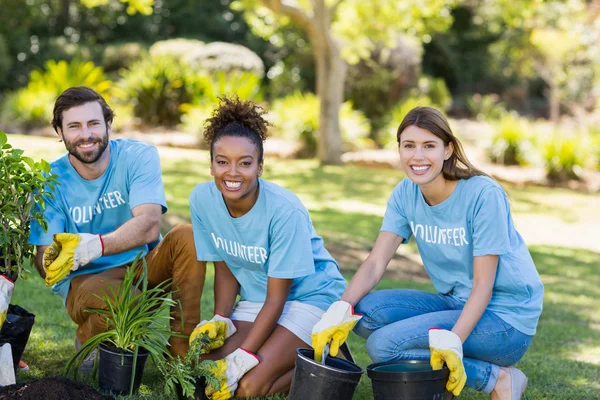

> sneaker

[
  {"left": 18, "top": 360, "right": 29, "bottom": 371},
  {"left": 74, "top": 336, "right": 97, "bottom": 375}
]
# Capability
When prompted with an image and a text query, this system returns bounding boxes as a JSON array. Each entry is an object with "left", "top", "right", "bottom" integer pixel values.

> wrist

[{"left": 98, "top": 234, "right": 104, "bottom": 256}]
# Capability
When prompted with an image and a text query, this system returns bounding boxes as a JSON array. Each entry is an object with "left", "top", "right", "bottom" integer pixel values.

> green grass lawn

[{"left": 7, "top": 135, "right": 600, "bottom": 399}]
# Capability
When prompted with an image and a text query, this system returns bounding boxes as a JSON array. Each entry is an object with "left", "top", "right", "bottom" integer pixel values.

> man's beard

[{"left": 64, "top": 130, "right": 109, "bottom": 164}]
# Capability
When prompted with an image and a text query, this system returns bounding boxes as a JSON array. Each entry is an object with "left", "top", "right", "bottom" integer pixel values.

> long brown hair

[{"left": 397, "top": 106, "right": 489, "bottom": 181}]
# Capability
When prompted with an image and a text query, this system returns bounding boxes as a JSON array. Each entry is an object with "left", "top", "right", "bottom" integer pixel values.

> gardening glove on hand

[
  {"left": 205, "top": 348, "right": 259, "bottom": 400},
  {"left": 429, "top": 328, "right": 467, "bottom": 396},
  {"left": 189, "top": 314, "right": 237, "bottom": 351},
  {"left": 0, "top": 275, "right": 14, "bottom": 330},
  {"left": 44, "top": 233, "right": 104, "bottom": 286},
  {"left": 311, "top": 300, "right": 362, "bottom": 362}
]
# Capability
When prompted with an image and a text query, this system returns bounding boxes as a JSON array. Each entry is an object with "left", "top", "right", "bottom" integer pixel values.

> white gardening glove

[
  {"left": 205, "top": 348, "right": 260, "bottom": 400},
  {"left": 189, "top": 314, "right": 237, "bottom": 350},
  {"left": 44, "top": 233, "right": 104, "bottom": 286},
  {"left": 429, "top": 328, "right": 467, "bottom": 396},
  {"left": 0, "top": 275, "right": 15, "bottom": 330},
  {"left": 311, "top": 300, "right": 362, "bottom": 362}
]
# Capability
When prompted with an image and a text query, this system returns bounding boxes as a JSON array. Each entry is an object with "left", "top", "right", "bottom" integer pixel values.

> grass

[{"left": 7, "top": 134, "right": 600, "bottom": 399}]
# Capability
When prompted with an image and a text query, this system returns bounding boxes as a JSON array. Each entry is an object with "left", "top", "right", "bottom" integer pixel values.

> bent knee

[{"left": 235, "top": 376, "right": 273, "bottom": 398}]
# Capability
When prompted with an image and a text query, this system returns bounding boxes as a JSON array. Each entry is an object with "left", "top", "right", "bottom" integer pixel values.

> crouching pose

[
  {"left": 312, "top": 107, "right": 544, "bottom": 399},
  {"left": 188, "top": 97, "right": 346, "bottom": 399}
]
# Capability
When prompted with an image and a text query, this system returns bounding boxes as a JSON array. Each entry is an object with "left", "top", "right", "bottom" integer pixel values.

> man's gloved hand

[
  {"left": 0, "top": 275, "right": 15, "bottom": 330},
  {"left": 311, "top": 300, "right": 362, "bottom": 362},
  {"left": 429, "top": 328, "right": 467, "bottom": 396},
  {"left": 44, "top": 233, "right": 104, "bottom": 286},
  {"left": 205, "top": 348, "right": 259, "bottom": 400},
  {"left": 189, "top": 314, "right": 237, "bottom": 351}
]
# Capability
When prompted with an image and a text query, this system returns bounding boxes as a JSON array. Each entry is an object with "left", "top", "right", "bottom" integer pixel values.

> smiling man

[{"left": 28, "top": 87, "right": 206, "bottom": 369}]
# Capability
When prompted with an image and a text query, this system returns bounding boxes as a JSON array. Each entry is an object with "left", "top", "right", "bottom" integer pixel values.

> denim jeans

[{"left": 354, "top": 289, "right": 532, "bottom": 394}]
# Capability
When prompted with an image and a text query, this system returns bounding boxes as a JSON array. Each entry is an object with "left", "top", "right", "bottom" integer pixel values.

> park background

[{"left": 1, "top": 0, "right": 599, "bottom": 398}]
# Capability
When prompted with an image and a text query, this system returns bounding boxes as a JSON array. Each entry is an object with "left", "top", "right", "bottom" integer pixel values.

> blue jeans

[{"left": 354, "top": 289, "right": 532, "bottom": 394}]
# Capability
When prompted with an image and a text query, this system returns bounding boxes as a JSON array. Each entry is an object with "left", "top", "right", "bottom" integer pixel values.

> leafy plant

[
  {"left": 64, "top": 253, "right": 183, "bottom": 394},
  {"left": 157, "top": 333, "right": 219, "bottom": 398},
  {"left": 379, "top": 94, "right": 434, "bottom": 148},
  {"left": 467, "top": 93, "right": 508, "bottom": 121},
  {"left": 543, "top": 133, "right": 591, "bottom": 183},
  {"left": 0, "top": 131, "right": 58, "bottom": 281},
  {"left": 489, "top": 113, "right": 532, "bottom": 166}
]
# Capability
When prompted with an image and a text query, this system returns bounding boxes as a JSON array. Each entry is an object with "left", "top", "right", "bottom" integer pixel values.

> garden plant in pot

[
  {"left": 64, "top": 253, "right": 180, "bottom": 396},
  {"left": 0, "top": 130, "right": 57, "bottom": 378}
]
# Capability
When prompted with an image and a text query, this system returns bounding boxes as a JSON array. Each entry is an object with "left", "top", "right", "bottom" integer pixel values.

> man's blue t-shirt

[
  {"left": 189, "top": 179, "right": 346, "bottom": 311},
  {"left": 381, "top": 176, "right": 544, "bottom": 335},
  {"left": 29, "top": 139, "right": 168, "bottom": 302}
]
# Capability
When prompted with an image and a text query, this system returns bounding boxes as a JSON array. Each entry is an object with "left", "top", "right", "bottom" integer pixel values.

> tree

[{"left": 232, "top": 0, "right": 455, "bottom": 164}]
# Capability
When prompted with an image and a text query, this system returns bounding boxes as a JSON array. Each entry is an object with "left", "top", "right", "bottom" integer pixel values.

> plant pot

[
  {"left": 98, "top": 343, "right": 149, "bottom": 395},
  {"left": 0, "top": 304, "right": 35, "bottom": 373},
  {"left": 288, "top": 348, "right": 363, "bottom": 400},
  {"left": 175, "top": 377, "right": 208, "bottom": 400},
  {"left": 367, "top": 360, "right": 449, "bottom": 400}
]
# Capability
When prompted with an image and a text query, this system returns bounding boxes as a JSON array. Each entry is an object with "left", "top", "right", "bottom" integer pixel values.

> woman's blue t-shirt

[
  {"left": 189, "top": 179, "right": 346, "bottom": 311},
  {"left": 381, "top": 176, "right": 544, "bottom": 335}
]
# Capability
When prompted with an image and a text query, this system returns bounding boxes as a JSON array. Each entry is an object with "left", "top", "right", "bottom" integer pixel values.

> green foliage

[
  {"left": 0, "top": 131, "right": 57, "bottom": 280},
  {"left": 184, "top": 41, "right": 265, "bottom": 77},
  {"left": 102, "top": 42, "right": 147, "bottom": 72},
  {"left": 489, "top": 113, "right": 532, "bottom": 166},
  {"left": 543, "top": 133, "right": 591, "bottom": 183},
  {"left": 149, "top": 39, "right": 205, "bottom": 62},
  {"left": 0, "top": 59, "right": 111, "bottom": 129},
  {"left": 0, "top": 34, "right": 11, "bottom": 87},
  {"left": 270, "top": 92, "right": 371, "bottom": 157},
  {"left": 81, "top": 0, "right": 154, "bottom": 15},
  {"left": 467, "top": 94, "right": 508, "bottom": 121},
  {"left": 379, "top": 95, "right": 436, "bottom": 148},
  {"left": 116, "top": 55, "right": 210, "bottom": 126},
  {"left": 64, "top": 254, "right": 180, "bottom": 394},
  {"left": 157, "top": 333, "right": 219, "bottom": 398}
]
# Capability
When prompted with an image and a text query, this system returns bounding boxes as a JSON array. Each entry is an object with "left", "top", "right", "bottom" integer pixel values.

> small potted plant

[
  {"left": 0, "top": 130, "right": 57, "bottom": 372},
  {"left": 157, "top": 333, "right": 220, "bottom": 400},
  {"left": 64, "top": 253, "right": 180, "bottom": 396}
]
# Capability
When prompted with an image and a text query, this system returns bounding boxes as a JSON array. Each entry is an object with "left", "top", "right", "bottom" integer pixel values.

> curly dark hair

[{"left": 204, "top": 96, "right": 271, "bottom": 163}]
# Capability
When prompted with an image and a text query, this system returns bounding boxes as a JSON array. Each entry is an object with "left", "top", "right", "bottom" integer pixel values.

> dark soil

[{"left": 0, "top": 377, "right": 113, "bottom": 400}]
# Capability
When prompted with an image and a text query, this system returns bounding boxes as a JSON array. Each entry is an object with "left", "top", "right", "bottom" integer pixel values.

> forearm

[
  {"left": 34, "top": 246, "right": 48, "bottom": 279},
  {"left": 101, "top": 213, "right": 161, "bottom": 256},
  {"left": 452, "top": 285, "right": 493, "bottom": 342},
  {"left": 342, "top": 258, "right": 384, "bottom": 306},
  {"left": 239, "top": 299, "right": 286, "bottom": 354},
  {"left": 213, "top": 262, "right": 240, "bottom": 317}
]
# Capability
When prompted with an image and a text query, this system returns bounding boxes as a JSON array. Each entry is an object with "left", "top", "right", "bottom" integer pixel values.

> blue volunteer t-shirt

[
  {"left": 381, "top": 176, "right": 544, "bottom": 335},
  {"left": 189, "top": 179, "right": 346, "bottom": 311},
  {"left": 29, "top": 139, "right": 168, "bottom": 303}
]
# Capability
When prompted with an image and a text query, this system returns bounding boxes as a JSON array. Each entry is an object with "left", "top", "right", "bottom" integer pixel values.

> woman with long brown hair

[{"left": 312, "top": 107, "right": 543, "bottom": 399}]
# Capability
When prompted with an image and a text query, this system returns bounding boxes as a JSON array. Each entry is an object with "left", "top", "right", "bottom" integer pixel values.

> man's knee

[{"left": 164, "top": 224, "right": 194, "bottom": 246}]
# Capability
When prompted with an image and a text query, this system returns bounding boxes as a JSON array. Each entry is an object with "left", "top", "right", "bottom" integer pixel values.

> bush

[
  {"left": 116, "top": 55, "right": 210, "bottom": 127},
  {"left": 270, "top": 92, "right": 371, "bottom": 158},
  {"left": 488, "top": 113, "right": 533, "bottom": 166},
  {"left": 543, "top": 133, "right": 592, "bottom": 183},
  {"left": 184, "top": 41, "right": 264, "bottom": 77},
  {"left": 0, "top": 35, "right": 12, "bottom": 87},
  {"left": 379, "top": 95, "right": 435, "bottom": 148},
  {"left": 202, "top": 71, "right": 263, "bottom": 103},
  {"left": 0, "top": 59, "right": 111, "bottom": 129},
  {"left": 149, "top": 39, "right": 205, "bottom": 61},
  {"left": 102, "top": 42, "right": 147, "bottom": 72},
  {"left": 180, "top": 104, "right": 213, "bottom": 146},
  {"left": 467, "top": 93, "right": 508, "bottom": 121}
]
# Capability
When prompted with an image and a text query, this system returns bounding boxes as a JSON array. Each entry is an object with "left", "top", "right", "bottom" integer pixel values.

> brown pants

[{"left": 65, "top": 224, "right": 206, "bottom": 358}]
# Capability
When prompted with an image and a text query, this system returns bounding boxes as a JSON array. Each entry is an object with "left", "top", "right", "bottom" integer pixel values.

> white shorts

[{"left": 230, "top": 300, "right": 324, "bottom": 346}]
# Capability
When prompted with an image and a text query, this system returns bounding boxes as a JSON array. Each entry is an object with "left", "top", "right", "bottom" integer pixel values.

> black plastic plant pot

[
  {"left": 367, "top": 360, "right": 449, "bottom": 400},
  {"left": 98, "top": 343, "right": 149, "bottom": 395},
  {"left": 289, "top": 348, "right": 364, "bottom": 400},
  {"left": 0, "top": 304, "right": 35, "bottom": 373},
  {"left": 175, "top": 377, "right": 208, "bottom": 400}
]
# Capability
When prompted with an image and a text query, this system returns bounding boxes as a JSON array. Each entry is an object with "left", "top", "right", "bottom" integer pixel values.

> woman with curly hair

[{"left": 187, "top": 96, "right": 346, "bottom": 399}]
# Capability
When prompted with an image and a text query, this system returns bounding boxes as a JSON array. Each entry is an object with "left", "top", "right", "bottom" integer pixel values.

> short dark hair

[
  {"left": 51, "top": 86, "right": 114, "bottom": 133},
  {"left": 204, "top": 96, "right": 270, "bottom": 163}
]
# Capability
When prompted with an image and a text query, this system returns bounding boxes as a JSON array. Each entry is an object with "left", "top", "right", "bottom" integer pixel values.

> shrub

[
  {"left": 184, "top": 41, "right": 264, "bottom": 77},
  {"left": 488, "top": 113, "right": 533, "bottom": 166},
  {"left": 543, "top": 133, "right": 592, "bottom": 183},
  {"left": 202, "top": 70, "right": 263, "bottom": 103},
  {"left": 467, "top": 93, "right": 508, "bottom": 121},
  {"left": 270, "top": 92, "right": 370, "bottom": 157},
  {"left": 102, "top": 42, "right": 147, "bottom": 72},
  {"left": 116, "top": 55, "right": 210, "bottom": 127},
  {"left": 378, "top": 95, "right": 435, "bottom": 148},
  {"left": 149, "top": 38, "right": 205, "bottom": 61},
  {"left": 0, "top": 59, "right": 111, "bottom": 129}
]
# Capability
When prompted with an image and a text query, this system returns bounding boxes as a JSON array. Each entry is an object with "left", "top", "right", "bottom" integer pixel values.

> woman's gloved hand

[
  {"left": 311, "top": 301, "right": 362, "bottom": 362},
  {"left": 429, "top": 328, "right": 467, "bottom": 396},
  {"left": 189, "top": 314, "right": 237, "bottom": 351},
  {"left": 205, "top": 348, "right": 259, "bottom": 400}
]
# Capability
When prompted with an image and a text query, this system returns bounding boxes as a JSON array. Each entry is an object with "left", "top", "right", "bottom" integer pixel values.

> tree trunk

[
  {"left": 549, "top": 82, "right": 560, "bottom": 123},
  {"left": 314, "top": 42, "right": 346, "bottom": 165}
]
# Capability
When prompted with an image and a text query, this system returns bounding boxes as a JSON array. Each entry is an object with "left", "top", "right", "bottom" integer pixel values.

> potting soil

[{"left": 0, "top": 376, "right": 114, "bottom": 400}]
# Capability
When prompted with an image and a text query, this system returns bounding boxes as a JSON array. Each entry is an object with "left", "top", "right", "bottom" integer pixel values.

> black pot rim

[
  {"left": 296, "top": 348, "right": 364, "bottom": 375},
  {"left": 99, "top": 342, "right": 149, "bottom": 356},
  {"left": 367, "top": 360, "right": 449, "bottom": 382}
]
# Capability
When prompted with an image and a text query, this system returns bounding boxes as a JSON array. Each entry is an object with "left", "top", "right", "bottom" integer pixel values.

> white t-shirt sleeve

[
  {"left": 380, "top": 181, "right": 412, "bottom": 244},
  {"left": 189, "top": 191, "right": 223, "bottom": 262},
  {"left": 472, "top": 187, "right": 511, "bottom": 256},
  {"left": 128, "top": 146, "right": 168, "bottom": 213},
  {"left": 266, "top": 209, "right": 315, "bottom": 279}
]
